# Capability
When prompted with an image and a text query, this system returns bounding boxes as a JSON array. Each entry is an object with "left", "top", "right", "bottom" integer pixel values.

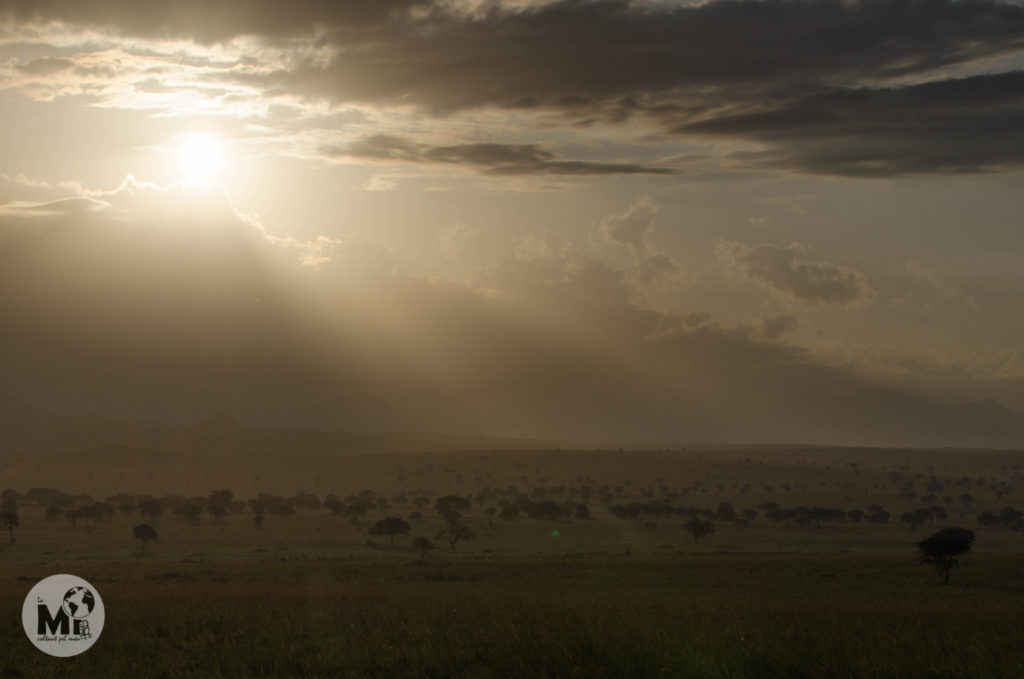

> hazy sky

[{"left": 2, "top": 0, "right": 1024, "bottom": 444}]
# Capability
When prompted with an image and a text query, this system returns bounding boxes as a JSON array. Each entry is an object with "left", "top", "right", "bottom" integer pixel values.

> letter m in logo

[{"left": 37, "top": 604, "right": 70, "bottom": 635}]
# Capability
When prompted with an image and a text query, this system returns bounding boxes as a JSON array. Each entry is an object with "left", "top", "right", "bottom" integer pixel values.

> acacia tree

[
  {"left": 918, "top": 527, "right": 975, "bottom": 584},
  {"left": 139, "top": 499, "right": 164, "bottom": 521},
  {"left": 434, "top": 495, "right": 475, "bottom": 550},
  {"left": 436, "top": 522, "right": 475, "bottom": 551},
  {"left": 369, "top": 517, "right": 411, "bottom": 545},
  {"left": 248, "top": 499, "right": 265, "bottom": 529},
  {"left": 133, "top": 524, "right": 158, "bottom": 554},
  {"left": 209, "top": 503, "right": 229, "bottom": 524},
  {"left": 413, "top": 537, "right": 435, "bottom": 560},
  {"left": 208, "top": 490, "right": 233, "bottom": 524},
  {"left": 683, "top": 517, "right": 714, "bottom": 544},
  {"left": 901, "top": 510, "right": 927, "bottom": 531},
  {"left": 174, "top": 502, "right": 202, "bottom": 526},
  {"left": 2, "top": 509, "right": 18, "bottom": 544},
  {"left": 435, "top": 496, "right": 471, "bottom": 523}
]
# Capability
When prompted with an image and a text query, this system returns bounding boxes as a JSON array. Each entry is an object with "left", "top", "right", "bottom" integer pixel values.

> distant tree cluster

[
  {"left": 66, "top": 502, "right": 117, "bottom": 527},
  {"left": 495, "top": 497, "right": 590, "bottom": 521},
  {"left": 606, "top": 500, "right": 892, "bottom": 529},
  {"left": 900, "top": 506, "right": 948, "bottom": 531},
  {"left": 324, "top": 498, "right": 372, "bottom": 520},
  {"left": 976, "top": 507, "right": 1024, "bottom": 530}
]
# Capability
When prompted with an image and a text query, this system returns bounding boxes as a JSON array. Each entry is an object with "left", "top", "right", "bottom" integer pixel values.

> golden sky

[{"left": 2, "top": 0, "right": 1024, "bottom": 445}]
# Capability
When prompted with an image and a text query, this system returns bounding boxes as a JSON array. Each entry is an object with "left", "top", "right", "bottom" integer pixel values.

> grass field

[
  {"left": 4, "top": 446, "right": 1024, "bottom": 677},
  {"left": 4, "top": 553, "right": 1024, "bottom": 678}
]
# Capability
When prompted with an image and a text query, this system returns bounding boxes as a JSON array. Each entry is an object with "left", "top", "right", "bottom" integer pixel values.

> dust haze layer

[{"left": 1, "top": 183, "right": 1022, "bottom": 448}]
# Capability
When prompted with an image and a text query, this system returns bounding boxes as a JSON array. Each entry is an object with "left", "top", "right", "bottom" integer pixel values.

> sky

[{"left": 1, "top": 0, "right": 1024, "bottom": 445}]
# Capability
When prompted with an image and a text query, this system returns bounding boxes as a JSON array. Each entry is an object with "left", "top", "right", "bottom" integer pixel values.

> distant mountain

[
  {"left": 815, "top": 388, "right": 1024, "bottom": 448},
  {"left": 1, "top": 386, "right": 1022, "bottom": 458},
  {"left": 0, "top": 409, "right": 567, "bottom": 458}
]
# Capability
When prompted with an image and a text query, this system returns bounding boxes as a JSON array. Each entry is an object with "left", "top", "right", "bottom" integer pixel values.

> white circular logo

[{"left": 22, "top": 574, "right": 105, "bottom": 657}]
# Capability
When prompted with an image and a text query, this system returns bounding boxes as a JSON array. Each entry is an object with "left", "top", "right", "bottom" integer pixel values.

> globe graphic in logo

[{"left": 61, "top": 587, "right": 95, "bottom": 619}]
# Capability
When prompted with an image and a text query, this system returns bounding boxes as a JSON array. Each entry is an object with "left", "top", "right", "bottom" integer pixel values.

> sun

[{"left": 176, "top": 133, "right": 226, "bottom": 184}]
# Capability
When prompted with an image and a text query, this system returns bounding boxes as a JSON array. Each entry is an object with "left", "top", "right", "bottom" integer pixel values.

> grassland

[{"left": 3, "top": 445, "right": 1024, "bottom": 677}]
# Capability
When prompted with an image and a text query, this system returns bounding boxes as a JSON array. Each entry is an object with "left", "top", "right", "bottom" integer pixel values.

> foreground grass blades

[{"left": 3, "top": 553, "right": 1024, "bottom": 678}]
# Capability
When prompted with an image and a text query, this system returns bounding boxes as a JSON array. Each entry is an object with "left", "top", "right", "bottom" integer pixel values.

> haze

[{"left": 2, "top": 0, "right": 1024, "bottom": 446}]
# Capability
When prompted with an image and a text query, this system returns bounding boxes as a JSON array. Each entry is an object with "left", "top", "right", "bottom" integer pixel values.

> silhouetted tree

[
  {"left": 288, "top": 493, "right": 321, "bottom": 511},
  {"left": 999, "top": 507, "right": 1023, "bottom": 530},
  {"left": 369, "top": 517, "right": 412, "bottom": 544},
  {"left": 918, "top": 527, "right": 975, "bottom": 584},
  {"left": 901, "top": 510, "right": 926, "bottom": 531},
  {"left": 252, "top": 494, "right": 296, "bottom": 518},
  {"left": 436, "top": 522, "right": 475, "bottom": 551},
  {"left": 2, "top": 509, "right": 18, "bottom": 544},
  {"left": 174, "top": 502, "right": 202, "bottom": 526},
  {"left": 209, "top": 503, "right": 229, "bottom": 524},
  {"left": 208, "top": 490, "right": 233, "bottom": 522},
  {"left": 79, "top": 504, "right": 100, "bottom": 526},
  {"left": 91, "top": 501, "right": 116, "bottom": 522},
  {"left": 866, "top": 507, "right": 890, "bottom": 523},
  {"left": 133, "top": 524, "right": 157, "bottom": 554},
  {"left": 117, "top": 502, "right": 138, "bottom": 516},
  {"left": 45, "top": 506, "right": 64, "bottom": 522},
  {"left": 248, "top": 499, "right": 265, "bottom": 529},
  {"left": 26, "top": 488, "right": 73, "bottom": 507},
  {"left": 683, "top": 518, "right": 714, "bottom": 544},
  {"left": 413, "top": 537, "right": 435, "bottom": 560},
  {"left": 435, "top": 495, "right": 471, "bottom": 523},
  {"left": 209, "top": 489, "right": 234, "bottom": 506},
  {"left": 139, "top": 499, "right": 164, "bottom": 520}
]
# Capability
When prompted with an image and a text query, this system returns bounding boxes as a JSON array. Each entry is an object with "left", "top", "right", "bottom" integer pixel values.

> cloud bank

[
  {"left": 718, "top": 240, "right": 874, "bottom": 306},
  {"left": 4, "top": 0, "right": 1024, "bottom": 176}
]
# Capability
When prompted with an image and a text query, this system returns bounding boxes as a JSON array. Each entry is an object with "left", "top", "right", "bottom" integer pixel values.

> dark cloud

[
  {"left": 718, "top": 241, "right": 874, "bottom": 306},
  {"left": 8, "top": 0, "right": 1024, "bottom": 175},
  {"left": 330, "top": 134, "right": 673, "bottom": 176},
  {"left": 33, "top": 0, "right": 1012, "bottom": 103},
  {"left": 267, "top": 0, "right": 1024, "bottom": 120},
  {"left": 679, "top": 71, "right": 1024, "bottom": 176},
  {"left": 3, "top": 0, "right": 433, "bottom": 42}
]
